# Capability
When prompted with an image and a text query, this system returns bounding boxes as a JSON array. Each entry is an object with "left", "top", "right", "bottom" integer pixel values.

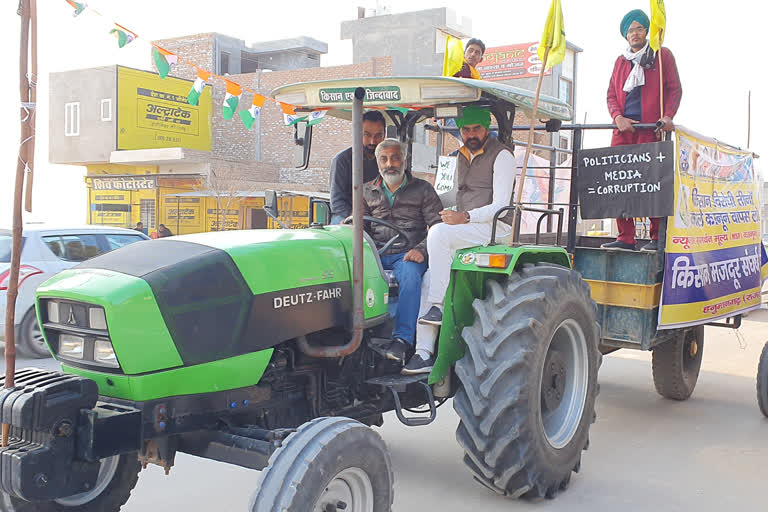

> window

[
  {"left": 104, "top": 234, "right": 145, "bottom": 251},
  {"left": 220, "top": 52, "right": 230, "bottom": 75},
  {"left": 43, "top": 234, "right": 102, "bottom": 262},
  {"left": 100, "top": 98, "right": 112, "bottom": 121},
  {"left": 559, "top": 78, "right": 573, "bottom": 107},
  {"left": 64, "top": 102, "right": 80, "bottom": 136},
  {"left": 140, "top": 199, "right": 156, "bottom": 229},
  {"left": 0, "top": 235, "right": 13, "bottom": 262}
]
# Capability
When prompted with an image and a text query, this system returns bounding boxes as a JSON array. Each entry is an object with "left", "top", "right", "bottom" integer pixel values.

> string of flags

[{"left": 61, "top": 0, "right": 326, "bottom": 130}]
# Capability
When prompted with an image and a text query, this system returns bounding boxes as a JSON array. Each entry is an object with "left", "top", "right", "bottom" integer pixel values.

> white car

[{"left": 0, "top": 224, "right": 150, "bottom": 357}]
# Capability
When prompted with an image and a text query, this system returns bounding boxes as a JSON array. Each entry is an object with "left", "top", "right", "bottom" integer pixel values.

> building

[{"left": 49, "top": 8, "right": 580, "bottom": 236}]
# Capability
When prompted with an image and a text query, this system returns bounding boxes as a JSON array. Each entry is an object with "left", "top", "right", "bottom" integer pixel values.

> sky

[{"left": 0, "top": 0, "right": 765, "bottom": 226}]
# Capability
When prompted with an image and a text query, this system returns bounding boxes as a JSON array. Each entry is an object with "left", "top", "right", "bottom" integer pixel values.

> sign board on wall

[
  {"left": 475, "top": 43, "right": 553, "bottom": 81},
  {"left": 117, "top": 66, "right": 212, "bottom": 151}
]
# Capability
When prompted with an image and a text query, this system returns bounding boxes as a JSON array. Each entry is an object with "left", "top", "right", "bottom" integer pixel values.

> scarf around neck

[{"left": 622, "top": 41, "right": 650, "bottom": 93}]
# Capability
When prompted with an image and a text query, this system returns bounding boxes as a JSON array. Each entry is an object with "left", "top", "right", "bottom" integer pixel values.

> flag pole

[
  {"left": 508, "top": 46, "right": 550, "bottom": 246},
  {"left": 657, "top": 28, "right": 664, "bottom": 140},
  {"left": 4, "top": 0, "right": 35, "bottom": 448}
]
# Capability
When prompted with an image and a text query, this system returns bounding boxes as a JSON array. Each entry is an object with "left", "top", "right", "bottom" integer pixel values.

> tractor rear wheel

[
  {"left": 652, "top": 326, "right": 704, "bottom": 401},
  {"left": 0, "top": 453, "right": 141, "bottom": 512},
  {"left": 454, "top": 263, "right": 601, "bottom": 499},
  {"left": 250, "top": 417, "right": 394, "bottom": 512},
  {"left": 757, "top": 341, "right": 768, "bottom": 417}
]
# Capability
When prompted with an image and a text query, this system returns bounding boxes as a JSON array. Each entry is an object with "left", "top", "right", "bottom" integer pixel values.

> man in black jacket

[
  {"left": 363, "top": 138, "right": 442, "bottom": 368},
  {"left": 329, "top": 111, "right": 386, "bottom": 223}
]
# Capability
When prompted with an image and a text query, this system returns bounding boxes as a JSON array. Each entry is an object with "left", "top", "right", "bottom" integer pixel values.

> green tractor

[{"left": 1, "top": 78, "right": 600, "bottom": 510}]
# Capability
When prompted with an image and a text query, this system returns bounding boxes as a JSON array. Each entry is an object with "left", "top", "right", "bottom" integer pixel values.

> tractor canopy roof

[{"left": 271, "top": 76, "right": 572, "bottom": 122}]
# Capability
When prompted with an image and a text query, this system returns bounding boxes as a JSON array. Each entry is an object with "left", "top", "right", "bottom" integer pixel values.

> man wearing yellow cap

[
  {"left": 601, "top": 8, "right": 683, "bottom": 252},
  {"left": 404, "top": 106, "right": 516, "bottom": 374}
]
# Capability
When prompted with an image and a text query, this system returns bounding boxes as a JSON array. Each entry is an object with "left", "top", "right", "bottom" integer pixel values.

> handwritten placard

[
  {"left": 577, "top": 141, "right": 674, "bottom": 219},
  {"left": 435, "top": 156, "right": 457, "bottom": 194}
]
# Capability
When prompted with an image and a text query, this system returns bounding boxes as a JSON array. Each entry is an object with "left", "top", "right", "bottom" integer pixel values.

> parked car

[{"left": 0, "top": 224, "right": 150, "bottom": 357}]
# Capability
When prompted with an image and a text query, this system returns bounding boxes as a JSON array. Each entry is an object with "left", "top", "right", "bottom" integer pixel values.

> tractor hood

[{"left": 35, "top": 228, "right": 389, "bottom": 380}]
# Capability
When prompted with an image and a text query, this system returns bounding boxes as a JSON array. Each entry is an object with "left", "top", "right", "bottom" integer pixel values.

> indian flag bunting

[
  {"left": 306, "top": 110, "right": 327, "bottom": 126},
  {"left": 239, "top": 94, "right": 267, "bottom": 130},
  {"left": 537, "top": 0, "right": 566, "bottom": 69},
  {"left": 110, "top": 25, "right": 137, "bottom": 48},
  {"left": 152, "top": 46, "right": 178, "bottom": 79},
  {"left": 649, "top": 0, "right": 666, "bottom": 51},
  {"left": 65, "top": 0, "right": 86, "bottom": 16},
  {"left": 223, "top": 80, "right": 242, "bottom": 120},
  {"left": 280, "top": 102, "right": 307, "bottom": 126},
  {"left": 387, "top": 106, "right": 409, "bottom": 114},
  {"left": 187, "top": 68, "right": 211, "bottom": 106}
]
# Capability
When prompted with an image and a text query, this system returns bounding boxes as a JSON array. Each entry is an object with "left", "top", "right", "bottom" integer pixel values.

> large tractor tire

[
  {"left": 652, "top": 326, "right": 704, "bottom": 401},
  {"left": 454, "top": 263, "right": 601, "bottom": 500},
  {"left": 0, "top": 453, "right": 141, "bottom": 512},
  {"left": 250, "top": 417, "right": 394, "bottom": 512},
  {"left": 757, "top": 341, "right": 768, "bottom": 418}
]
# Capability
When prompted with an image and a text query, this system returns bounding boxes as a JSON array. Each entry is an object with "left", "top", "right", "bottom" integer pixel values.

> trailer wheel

[
  {"left": 652, "top": 326, "right": 704, "bottom": 401},
  {"left": 453, "top": 263, "right": 601, "bottom": 499},
  {"left": 250, "top": 417, "right": 394, "bottom": 512},
  {"left": 757, "top": 341, "right": 768, "bottom": 417},
  {"left": 0, "top": 453, "right": 141, "bottom": 512}
]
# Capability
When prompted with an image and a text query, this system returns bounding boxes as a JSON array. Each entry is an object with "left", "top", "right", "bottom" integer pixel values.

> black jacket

[
  {"left": 329, "top": 147, "right": 380, "bottom": 219},
  {"left": 363, "top": 173, "right": 443, "bottom": 257}
]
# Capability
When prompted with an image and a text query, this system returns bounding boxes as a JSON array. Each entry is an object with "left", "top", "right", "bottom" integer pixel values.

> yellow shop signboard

[{"left": 117, "top": 66, "right": 211, "bottom": 151}]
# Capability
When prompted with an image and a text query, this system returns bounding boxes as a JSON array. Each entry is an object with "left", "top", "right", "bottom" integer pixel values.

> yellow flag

[
  {"left": 649, "top": 0, "right": 666, "bottom": 51},
  {"left": 442, "top": 35, "right": 465, "bottom": 77},
  {"left": 537, "top": 0, "right": 566, "bottom": 69}
]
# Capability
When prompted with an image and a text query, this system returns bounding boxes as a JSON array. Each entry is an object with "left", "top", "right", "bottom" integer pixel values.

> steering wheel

[{"left": 343, "top": 215, "right": 410, "bottom": 255}]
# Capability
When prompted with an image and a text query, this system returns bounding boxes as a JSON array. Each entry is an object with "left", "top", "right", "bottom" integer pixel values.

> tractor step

[{"left": 365, "top": 374, "right": 436, "bottom": 427}]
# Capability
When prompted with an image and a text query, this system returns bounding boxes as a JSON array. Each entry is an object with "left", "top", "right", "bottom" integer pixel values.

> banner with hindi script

[{"left": 659, "top": 126, "right": 768, "bottom": 329}]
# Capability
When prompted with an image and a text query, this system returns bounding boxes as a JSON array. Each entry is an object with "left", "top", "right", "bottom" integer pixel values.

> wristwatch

[{"left": 464, "top": 211, "right": 470, "bottom": 223}]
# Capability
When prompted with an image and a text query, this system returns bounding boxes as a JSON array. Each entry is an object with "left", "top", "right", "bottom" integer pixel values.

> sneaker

[
  {"left": 600, "top": 240, "right": 637, "bottom": 251},
  {"left": 401, "top": 353, "right": 435, "bottom": 375},
  {"left": 419, "top": 306, "right": 443, "bottom": 326},
  {"left": 383, "top": 337, "right": 410, "bottom": 363},
  {"left": 640, "top": 240, "right": 658, "bottom": 252}
]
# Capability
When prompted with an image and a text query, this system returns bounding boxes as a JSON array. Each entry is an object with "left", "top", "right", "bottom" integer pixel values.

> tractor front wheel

[
  {"left": 454, "top": 263, "right": 601, "bottom": 499},
  {"left": 0, "top": 453, "right": 141, "bottom": 512},
  {"left": 250, "top": 417, "right": 394, "bottom": 512}
]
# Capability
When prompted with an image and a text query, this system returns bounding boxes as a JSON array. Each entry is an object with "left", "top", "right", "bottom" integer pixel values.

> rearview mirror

[
  {"left": 309, "top": 197, "right": 330, "bottom": 226},
  {"left": 293, "top": 121, "right": 313, "bottom": 170},
  {"left": 263, "top": 190, "right": 288, "bottom": 229}
]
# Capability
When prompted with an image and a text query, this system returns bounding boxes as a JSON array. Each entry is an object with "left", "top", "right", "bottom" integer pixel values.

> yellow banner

[
  {"left": 659, "top": 127, "right": 766, "bottom": 328},
  {"left": 117, "top": 66, "right": 211, "bottom": 151}
]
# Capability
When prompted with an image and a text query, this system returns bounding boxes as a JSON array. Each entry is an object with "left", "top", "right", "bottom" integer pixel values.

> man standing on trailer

[{"left": 601, "top": 8, "right": 682, "bottom": 252}]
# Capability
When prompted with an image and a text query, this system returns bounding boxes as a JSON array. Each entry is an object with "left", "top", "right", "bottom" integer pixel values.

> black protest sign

[{"left": 577, "top": 141, "right": 674, "bottom": 219}]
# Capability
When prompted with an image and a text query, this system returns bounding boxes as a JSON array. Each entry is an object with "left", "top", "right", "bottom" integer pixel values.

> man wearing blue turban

[{"left": 602, "top": 8, "right": 683, "bottom": 252}]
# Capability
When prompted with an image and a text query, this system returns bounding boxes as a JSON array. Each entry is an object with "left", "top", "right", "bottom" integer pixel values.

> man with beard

[
  {"left": 453, "top": 38, "right": 485, "bottom": 79},
  {"left": 418, "top": 106, "right": 516, "bottom": 333},
  {"left": 601, "top": 8, "right": 682, "bottom": 251},
  {"left": 362, "top": 138, "right": 442, "bottom": 369},
  {"left": 329, "top": 111, "right": 386, "bottom": 224}
]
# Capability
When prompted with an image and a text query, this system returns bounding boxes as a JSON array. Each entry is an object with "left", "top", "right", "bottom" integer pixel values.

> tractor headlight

[
  {"left": 47, "top": 301, "right": 60, "bottom": 324},
  {"left": 475, "top": 253, "right": 511, "bottom": 269},
  {"left": 88, "top": 307, "right": 107, "bottom": 330},
  {"left": 59, "top": 334, "right": 85, "bottom": 360},
  {"left": 93, "top": 339, "right": 119, "bottom": 368}
]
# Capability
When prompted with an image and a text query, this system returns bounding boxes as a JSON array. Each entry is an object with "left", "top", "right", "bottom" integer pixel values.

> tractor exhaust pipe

[{"left": 297, "top": 87, "right": 366, "bottom": 358}]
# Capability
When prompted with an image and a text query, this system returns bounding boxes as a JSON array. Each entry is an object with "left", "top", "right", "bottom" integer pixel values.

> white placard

[{"left": 435, "top": 156, "right": 457, "bottom": 194}]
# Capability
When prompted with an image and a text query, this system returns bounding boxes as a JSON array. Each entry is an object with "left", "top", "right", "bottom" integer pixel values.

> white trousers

[
  {"left": 416, "top": 221, "right": 511, "bottom": 354},
  {"left": 425, "top": 222, "right": 511, "bottom": 304}
]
